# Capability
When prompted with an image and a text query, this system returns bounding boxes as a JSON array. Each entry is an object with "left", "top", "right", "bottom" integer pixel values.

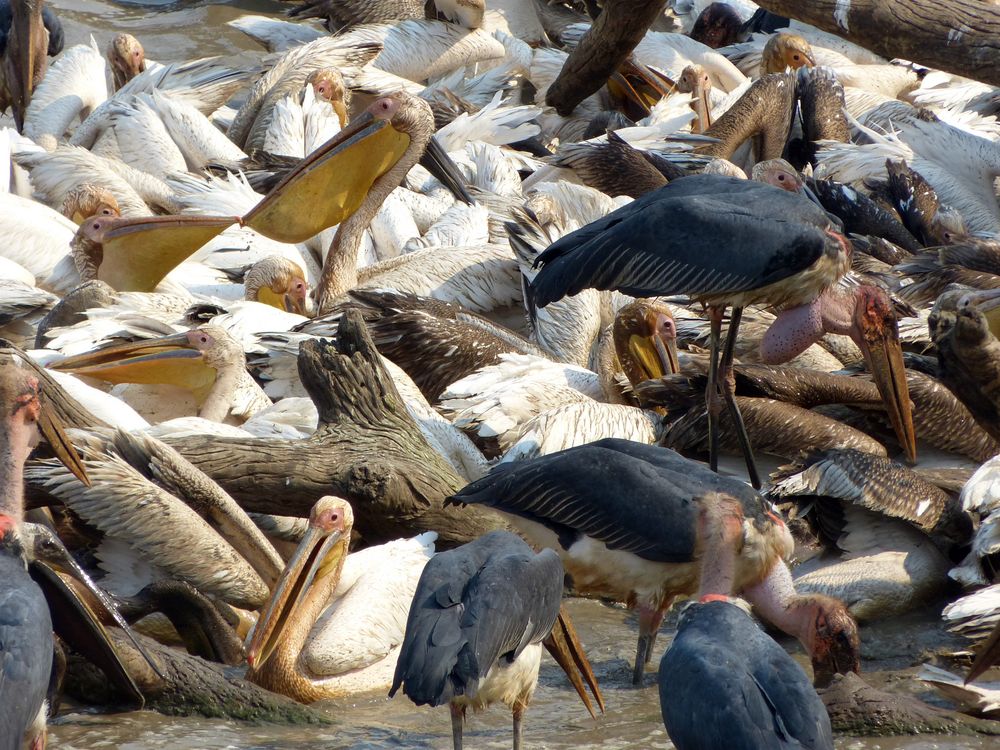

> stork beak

[
  {"left": 244, "top": 112, "right": 411, "bottom": 243},
  {"left": 36, "top": 405, "right": 89, "bottom": 486},
  {"left": 855, "top": 295, "right": 917, "bottom": 464},
  {"left": 966, "top": 620, "right": 1000, "bottom": 684},
  {"left": 76, "top": 215, "right": 237, "bottom": 293},
  {"left": 543, "top": 606, "right": 605, "bottom": 719},
  {"left": 246, "top": 526, "right": 345, "bottom": 669},
  {"left": 49, "top": 331, "right": 216, "bottom": 401},
  {"left": 419, "top": 136, "right": 475, "bottom": 205},
  {"left": 25, "top": 522, "right": 164, "bottom": 681},
  {"left": 11, "top": 0, "right": 43, "bottom": 129}
]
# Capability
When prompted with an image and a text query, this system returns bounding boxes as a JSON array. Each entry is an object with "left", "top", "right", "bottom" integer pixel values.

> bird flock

[{"left": 2, "top": 0, "right": 1000, "bottom": 748}]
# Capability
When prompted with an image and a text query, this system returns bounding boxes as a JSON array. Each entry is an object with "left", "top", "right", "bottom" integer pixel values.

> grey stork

[
  {"left": 447, "top": 438, "right": 860, "bottom": 686},
  {"left": 528, "top": 174, "right": 916, "bottom": 487},
  {"left": 389, "top": 530, "right": 599, "bottom": 750}
]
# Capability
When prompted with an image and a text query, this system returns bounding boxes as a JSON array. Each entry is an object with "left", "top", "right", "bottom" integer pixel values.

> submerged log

[
  {"left": 818, "top": 672, "right": 1000, "bottom": 736},
  {"left": 64, "top": 630, "right": 330, "bottom": 723},
  {"left": 754, "top": 0, "right": 1000, "bottom": 88},
  {"left": 164, "top": 310, "right": 505, "bottom": 547}
]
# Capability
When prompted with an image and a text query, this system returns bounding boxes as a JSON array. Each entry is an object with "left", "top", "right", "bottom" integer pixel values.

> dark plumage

[
  {"left": 390, "top": 531, "right": 564, "bottom": 750},
  {"left": 0, "top": 533, "right": 52, "bottom": 750},
  {"left": 528, "top": 174, "right": 841, "bottom": 312},
  {"left": 659, "top": 599, "right": 833, "bottom": 750}
]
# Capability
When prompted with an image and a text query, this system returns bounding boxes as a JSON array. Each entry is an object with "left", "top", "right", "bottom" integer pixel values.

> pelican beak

[
  {"left": 613, "top": 58, "right": 676, "bottom": 116},
  {"left": 854, "top": 289, "right": 917, "bottom": 464},
  {"left": 543, "top": 605, "right": 605, "bottom": 719},
  {"left": 36, "top": 405, "right": 89, "bottom": 486},
  {"left": 419, "top": 136, "right": 475, "bottom": 205},
  {"left": 246, "top": 526, "right": 345, "bottom": 669},
  {"left": 966, "top": 619, "right": 1000, "bottom": 684},
  {"left": 244, "top": 111, "right": 411, "bottom": 243},
  {"left": 11, "top": 0, "right": 43, "bottom": 129},
  {"left": 628, "top": 331, "right": 679, "bottom": 381},
  {"left": 75, "top": 214, "right": 237, "bottom": 293},
  {"left": 25, "top": 522, "right": 164, "bottom": 682},
  {"left": 49, "top": 331, "right": 217, "bottom": 401},
  {"left": 284, "top": 284, "right": 309, "bottom": 316}
]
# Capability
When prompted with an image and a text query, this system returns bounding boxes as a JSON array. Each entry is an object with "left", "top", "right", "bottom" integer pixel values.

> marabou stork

[
  {"left": 528, "top": 173, "right": 916, "bottom": 487},
  {"left": 657, "top": 494, "right": 834, "bottom": 749},
  {"left": 1, "top": 354, "right": 89, "bottom": 750},
  {"left": 390, "top": 530, "right": 600, "bottom": 750},
  {"left": 447, "top": 438, "right": 860, "bottom": 686}
]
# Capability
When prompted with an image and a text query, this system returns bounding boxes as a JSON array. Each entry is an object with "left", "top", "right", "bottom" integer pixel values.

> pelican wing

[{"left": 530, "top": 174, "right": 833, "bottom": 309}]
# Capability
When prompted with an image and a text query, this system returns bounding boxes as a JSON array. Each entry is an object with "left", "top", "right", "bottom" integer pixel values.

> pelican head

[
  {"left": 71, "top": 213, "right": 238, "bottom": 292},
  {"left": 244, "top": 91, "right": 470, "bottom": 247},
  {"left": 613, "top": 300, "right": 680, "bottom": 385},
  {"left": 677, "top": 64, "right": 713, "bottom": 133},
  {"left": 60, "top": 183, "right": 121, "bottom": 224},
  {"left": 849, "top": 284, "right": 916, "bottom": 464},
  {"left": 245, "top": 257, "right": 310, "bottom": 315},
  {"left": 0, "top": 355, "right": 89, "bottom": 490},
  {"left": 107, "top": 33, "right": 146, "bottom": 91},
  {"left": 5, "top": 0, "right": 47, "bottom": 129},
  {"left": 751, "top": 158, "right": 805, "bottom": 193},
  {"left": 762, "top": 33, "right": 815, "bottom": 74},
  {"left": 50, "top": 325, "right": 243, "bottom": 418},
  {"left": 246, "top": 496, "right": 354, "bottom": 670},
  {"left": 433, "top": 0, "right": 485, "bottom": 29},
  {"left": 306, "top": 68, "right": 348, "bottom": 128}
]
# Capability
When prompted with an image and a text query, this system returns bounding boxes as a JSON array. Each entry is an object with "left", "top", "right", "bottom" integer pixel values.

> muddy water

[{"left": 34, "top": 1, "right": 998, "bottom": 747}]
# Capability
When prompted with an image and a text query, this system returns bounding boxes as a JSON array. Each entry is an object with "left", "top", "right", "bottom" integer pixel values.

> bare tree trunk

[
  {"left": 546, "top": 0, "right": 667, "bottom": 116},
  {"left": 162, "top": 311, "right": 506, "bottom": 548},
  {"left": 64, "top": 630, "right": 331, "bottom": 723},
  {"left": 754, "top": 0, "right": 1000, "bottom": 87}
]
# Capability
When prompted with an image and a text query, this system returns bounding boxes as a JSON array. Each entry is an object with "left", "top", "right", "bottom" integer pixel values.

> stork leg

[
  {"left": 633, "top": 603, "right": 667, "bottom": 686},
  {"left": 450, "top": 703, "right": 464, "bottom": 750},
  {"left": 705, "top": 306, "right": 724, "bottom": 474},
  {"left": 512, "top": 700, "right": 526, "bottom": 750},
  {"left": 719, "top": 307, "right": 761, "bottom": 489}
]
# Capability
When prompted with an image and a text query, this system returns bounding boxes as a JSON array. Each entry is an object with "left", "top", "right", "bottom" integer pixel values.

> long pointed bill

[
  {"left": 50, "top": 332, "right": 216, "bottom": 397},
  {"left": 36, "top": 405, "right": 89, "bottom": 486},
  {"left": 29, "top": 559, "right": 146, "bottom": 706},
  {"left": 960, "top": 288, "right": 1000, "bottom": 341},
  {"left": 245, "top": 527, "right": 344, "bottom": 669},
  {"left": 419, "top": 136, "right": 475, "bottom": 205},
  {"left": 11, "top": 0, "right": 43, "bottom": 129},
  {"left": 244, "top": 114, "right": 410, "bottom": 243},
  {"left": 26, "top": 523, "right": 164, "bottom": 680},
  {"left": 966, "top": 620, "right": 1000, "bottom": 684},
  {"left": 858, "top": 316, "right": 916, "bottom": 464},
  {"left": 81, "top": 215, "right": 237, "bottom": 292},
  {"left": 542, "top": 605, "right": 604, "bottom": 718},
  {"left": 627, "top": 331, "right": 679, "bottom": 381}
]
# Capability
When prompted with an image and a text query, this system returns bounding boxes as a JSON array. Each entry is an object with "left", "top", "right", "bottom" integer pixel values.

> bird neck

[
  {"left": 249, "top": 542, "right": 349, "bottom": 703},
  {"left": 0, "top": 419, "right": 32, "bottom": 522},
  {"left": 316, "top": 140, "right": 428, "bottom": 314},
  {"left": 198, "top": 364, "right": 240, "bottom": 423},
  {"left": 740, "top": 561, "right": 812, "bottom": 646},
  {"left": 699, "top": 74, "right": 794, "bottom": 162},
  {"left": 696, "top": 493, "right": 743, "bottom": 597}
]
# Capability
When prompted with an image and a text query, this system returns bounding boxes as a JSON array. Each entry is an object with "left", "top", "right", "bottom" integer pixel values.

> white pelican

[{"left": 246, "top": 496, "right": 436, "bottom": 702}]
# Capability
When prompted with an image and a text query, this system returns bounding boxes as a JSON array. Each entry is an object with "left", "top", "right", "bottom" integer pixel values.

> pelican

[
  {"left": 49, "top": 325, "right": 270, "bottom": 424},
  {"left": 449, "top": 438, "right": 860, "bottom": 686},
  {"left": 106, "top": 33, "right": 145, "bottom": 91},
  {"left": 391, "top": 529, "right": 601, "bottom": 750},
  {"left": 245, "top": 497, "right": 437, "bottom": 702}
]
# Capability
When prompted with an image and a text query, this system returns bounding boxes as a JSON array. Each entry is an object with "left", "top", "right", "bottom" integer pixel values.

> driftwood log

[
  {"left": 546, "top": 0, "right": 668, "bottom": 116},
  {"left": 818, "top": 672, "right": 1000, "bottom": 737},
  {"left": 64, "top": 630, "right": 330, "bottom": 723},
  {"left": 163, "top": 311, "right": 506, "bottom": 547},
  {"left": 754, "top": 0, "right": 1000, "bottom": 88}
]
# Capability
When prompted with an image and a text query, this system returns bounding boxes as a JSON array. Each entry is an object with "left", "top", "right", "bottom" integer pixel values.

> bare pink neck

[
  {"left": 0, "top": 420, "right": 32, "bottom": 522},
  {"left": 697, "top": 494, "right": 743, "bottom": 597},
  {"left": 741, "top": 561, "right": 813, "bottom": 645}
]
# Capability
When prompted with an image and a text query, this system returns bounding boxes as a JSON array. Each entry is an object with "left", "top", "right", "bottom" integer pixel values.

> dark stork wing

[
  {"left": 0, "top": 557, "right": 52, "bottom": 743},
  {"left": 530, "top": 174, "right": 833, "bottom": 309},
  {"left": 390, "top": 531, "right": 560, "bottom": 706},
  {"left": 449, "top": 442, "right": 702, "bottom": 562},
  {"left": 660, "top": 601, "right": 833, "bottom": 750}
]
